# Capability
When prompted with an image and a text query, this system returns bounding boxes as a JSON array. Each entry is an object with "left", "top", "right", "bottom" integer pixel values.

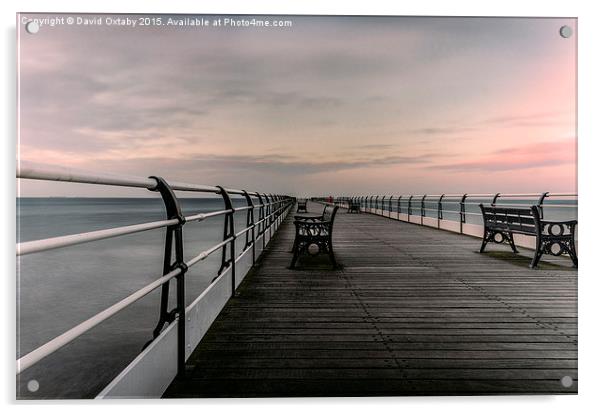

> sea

[{"left": 16, "top": 197, "right": 252, "bottom": 399}]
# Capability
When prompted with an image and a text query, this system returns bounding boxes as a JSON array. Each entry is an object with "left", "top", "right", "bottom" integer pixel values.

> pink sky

[{"left": 18, "top": 15, "right": 576, "bottom": 197}]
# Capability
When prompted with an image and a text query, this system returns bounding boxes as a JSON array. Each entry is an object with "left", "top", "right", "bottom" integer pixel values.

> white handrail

[
  {"left": 17, "top": 163, "right": 158, "bottom": 190},
  {"left": 17, "top": 266, "right": 182, "bottom": 374},
  {"left": 343, "top": 192, "right": 577, "bottom": 198},
  {"left": 17, "top": 163, "right": 253, "bottom": 196},
  {"left": 17, "top": 201, "right": 288, "bottom": 256},
  {"left": 16, "top": 162, "right": 294, "bottom": 378},
  {"left": 17, "top": 218, "right": 179, "bottom": 256}
]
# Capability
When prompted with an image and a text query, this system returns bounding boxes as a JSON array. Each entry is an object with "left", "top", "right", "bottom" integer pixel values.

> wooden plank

[
  {"left": 165, "top": 378, "right": 577, "bottom": 397},
  {"left": 188, "top": 368, "right": 578, "bottom": 381},
  {"left": 195, "top": 341, "right": 577, "bottom": 351},
  {"left": 192, "top": 357, "right": 577, "bottom": 370}
]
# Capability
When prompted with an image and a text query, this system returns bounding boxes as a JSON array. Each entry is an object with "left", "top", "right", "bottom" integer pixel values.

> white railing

[
  {"left": 16, "top": 162, "right": 294, "bottom": 397},
  {"left": 328, "top": 193, "right": 577, "bottom": 250}
]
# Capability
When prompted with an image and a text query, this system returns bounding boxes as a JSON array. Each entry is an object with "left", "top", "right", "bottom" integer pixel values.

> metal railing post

[
  {"left": 408, "top": 195, "right": 414, "bottom": 218},
  {"left": 216, "top": 186, "right": 236, "bottom": 297},
  {"left": 263, "top": 193, "right": 271, "bottom": 238},
  {"left": 175, "top": 262, "right": 186, "bottom": 376},
  {"left": 388, "top": 196, "right": 392, "bottom": 218},
  {"left": 460, "top": 194, "right": 468, "bottom": 234},
  {"left": 492, "top": 193, "right": 501, "bottom": 206},
  {"left": 143, "top": 176, "right": 187, "bottom": 377},
  {"left": 256, "top": 192, "right": 266, "bottom": 250},
  {"left": 279, "top": 196, "right": 283, "bottom": 222},
  {"left": 266, "top": 194, "right": 276, "bottom": 240},
  {"left": 397, "top": 196, "right": 402, "bottom": 220},
  {"left": 269, "top": 194, "right": 276, "bottom": 234},
  {"left": 438, "top": 194, "right": 445, "bottom": 229},
  {"left": 242, "top": 190, "right": 255, "bottom": 265}
]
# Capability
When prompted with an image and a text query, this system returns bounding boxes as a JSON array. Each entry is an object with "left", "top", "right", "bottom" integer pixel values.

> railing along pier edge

[
  {"left": 322, "top": 192, "right": 577, "bottom": 251},
  {"left": 16, "top": 163, "right": 294, "bottom": 398}
]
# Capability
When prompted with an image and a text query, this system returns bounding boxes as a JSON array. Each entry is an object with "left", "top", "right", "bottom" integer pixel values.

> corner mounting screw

[
  {"left": 559, "top": 25, "right": 573, "bottom": 38},
  {"left": 25, "top": 21, "right": 40, "bottom": 34}
]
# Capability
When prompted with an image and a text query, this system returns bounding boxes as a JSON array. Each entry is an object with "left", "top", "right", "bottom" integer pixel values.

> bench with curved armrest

[
  {"left": 479, "top": 204, "right": 578, "bottom": 268},
  {"left": 290, "top": 205, "right": 338, "bottom": 269},
  {"left": 347, "top": 199, "right": 361, "bottom": 213}
]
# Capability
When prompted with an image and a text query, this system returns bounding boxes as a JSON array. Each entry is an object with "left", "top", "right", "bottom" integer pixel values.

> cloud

[
  {"left": 407, "top": 112, "right": 572, "bottom": 139},
  {"left": 408, "top": 126, "right": 476, "bottom": 136},
  {"left": 206, "top": 87, "right": 343, "bottom": 109},
  {"left": 17, "top": 14, "right": 576, "bottom": 195},
  {"left": 125, "top": 152, "right": 434, "bottom": 176},
  {"left": 19, "top": 147, "right": 435, "bottom": 180},
  {"left": 352, "top": 144, "right": 397, "bottom": 150},
  {"left": 430, "top": 138, "right": 576, "bottom": 172},
  {"left": 479, "top": 111, "right": 568, "bottom": 127}
]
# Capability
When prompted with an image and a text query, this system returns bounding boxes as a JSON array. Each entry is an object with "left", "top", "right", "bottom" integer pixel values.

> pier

[
  {"left": 16, "top": 165, "right": 577, "bottom": 398},
  {"left": 164, "top": 201, "right": 577, "bottom": 397}
]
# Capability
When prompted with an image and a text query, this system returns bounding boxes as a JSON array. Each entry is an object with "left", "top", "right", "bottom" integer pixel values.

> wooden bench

[
  {"left": 347, "top": 199, "right": 361, "bottom": 213},
  {"left": 479, "top": 204, "right": 578, "bottom": 268},
  {"left": 296, "top": 199, "right": 307, "bottom": 213},
  {"left": 290, "top": 205, "right": 339, "bottom": 269}
]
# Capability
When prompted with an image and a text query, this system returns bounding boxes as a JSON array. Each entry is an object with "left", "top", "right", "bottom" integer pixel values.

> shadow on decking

[
  {"left": 476, "top": 250, "right": 576, "bottom": 271},
  {"left": 289, "top": 254, "right": 343, "bottom": 271}
]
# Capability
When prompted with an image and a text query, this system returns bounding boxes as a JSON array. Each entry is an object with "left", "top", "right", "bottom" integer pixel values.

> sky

[{"left": 17, "top": 14, "right": 577, "bottom": 197}]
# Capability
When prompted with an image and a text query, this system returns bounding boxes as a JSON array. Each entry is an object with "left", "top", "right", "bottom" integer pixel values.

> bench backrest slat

[
  {"left": 480, "top": 204, "right": 540, "bottom": 235},
  {"left": 482, "top": 212, "right": 535, "bottom": 225}
]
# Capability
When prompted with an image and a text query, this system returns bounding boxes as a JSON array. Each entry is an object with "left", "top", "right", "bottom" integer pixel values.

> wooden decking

[{"left": 164, "top": 202, "right": 577, "bottom": 397}]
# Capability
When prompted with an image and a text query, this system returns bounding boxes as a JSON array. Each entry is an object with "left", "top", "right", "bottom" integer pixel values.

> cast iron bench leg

[
  {"left": 508, "top": 232, "right": 519, "bottom": 253},
  {"left": 479, "top": 230, "right": 493, "bottom": 253},
  {"left": 289, "top": 242, "right": 300, "bottom": 269},
  {"left": 530, "top": 237, "right": 544, "bottom": 269},
  {"left": 328, "top": 242, "right": 337, "bottom": 269},
  {"left": 568, "top": 244, "right": 578, "bottom": 268}
]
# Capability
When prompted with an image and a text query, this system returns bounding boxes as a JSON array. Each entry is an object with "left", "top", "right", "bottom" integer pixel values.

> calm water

[{"left": 17, "top": 197, "right": 252, "bottom": 399}]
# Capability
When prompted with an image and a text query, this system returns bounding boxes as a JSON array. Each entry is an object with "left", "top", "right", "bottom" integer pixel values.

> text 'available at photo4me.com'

[{"left": 20, "top": 14, "right": 294, "bottom": 32}]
